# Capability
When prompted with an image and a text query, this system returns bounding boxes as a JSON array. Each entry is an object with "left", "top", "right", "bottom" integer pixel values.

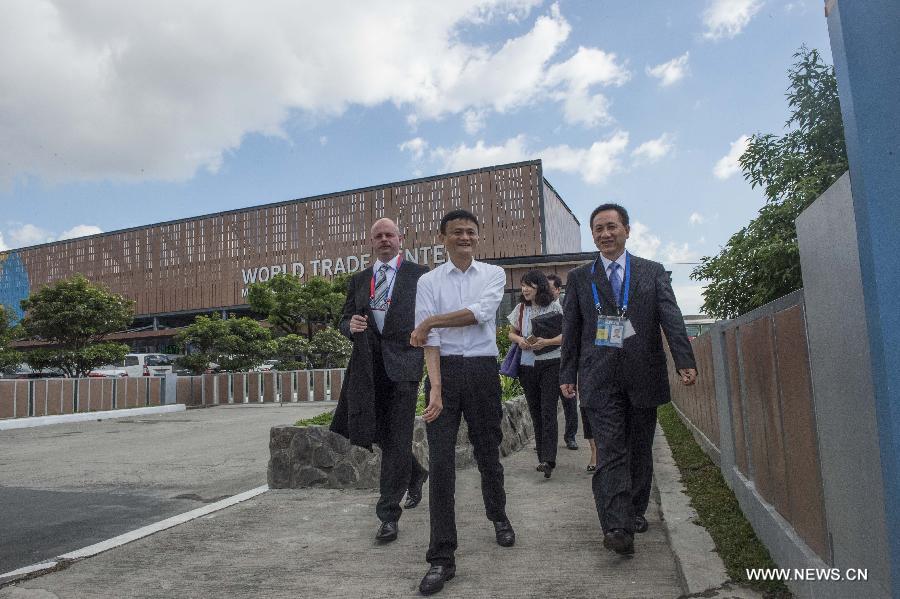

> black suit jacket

[
  {"left": 338, "top": 260, "right": 429, "bottom": 382},
  {"left": 560, "top": 253, "right": 695, "bottom": 408},
  {"left": 331, "top": 260, "right": 428, "bottom": 449}
]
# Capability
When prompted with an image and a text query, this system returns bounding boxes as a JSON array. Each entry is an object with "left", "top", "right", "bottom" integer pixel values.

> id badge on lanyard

[
  {"left": 596, "top": 315, "right": 627, "bottom": 348},
  {"left": 591, "top": 254, "right": 636, "bottom": 349}
]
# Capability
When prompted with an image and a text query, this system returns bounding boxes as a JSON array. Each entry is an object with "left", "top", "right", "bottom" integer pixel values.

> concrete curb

[
  {"left": 0, "top": 404, "right": 186, "bottom": 431},
  {"left": 0, "top": 485, "right": 269, "bottom": 587},
  {"left": 654, "top": 423, "right": 729, "bottom": 594}
]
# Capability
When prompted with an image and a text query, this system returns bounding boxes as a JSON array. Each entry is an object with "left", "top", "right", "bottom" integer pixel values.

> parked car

[
  {"left": 254, "top": 359, "right": 280, "bottom": 372},
  {"left": 86, "top": 355, "right": 174, "bottom": 377},
  {"left": 1, "top": 363, "right": 66, "bottom": 379},
  {"left": 87, "top": 364, "right": 129, "bottom": 377}
]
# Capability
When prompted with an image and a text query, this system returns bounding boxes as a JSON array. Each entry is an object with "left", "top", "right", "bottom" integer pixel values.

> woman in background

[{"left": 507, "top": 270, "right": 563, "bottom": 478}]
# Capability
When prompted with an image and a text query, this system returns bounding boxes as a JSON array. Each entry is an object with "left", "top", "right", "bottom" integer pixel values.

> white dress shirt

[
  {"left": 415, "top": 259, "right": 506, "bottom": 357},
  {"left": 370, "top": 254, "right": 401, "bottom": 333}
]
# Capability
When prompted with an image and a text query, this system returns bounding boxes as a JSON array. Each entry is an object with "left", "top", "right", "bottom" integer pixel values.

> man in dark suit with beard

[
  {"left": 560, "top": 203, "right": 696, "bottom": 556},
  {"left": 337, "top": 217, "right": 429, "bottom": 543}
]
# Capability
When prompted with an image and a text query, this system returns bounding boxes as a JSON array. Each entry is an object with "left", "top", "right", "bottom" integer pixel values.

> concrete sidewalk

[{"left": 1, "top": 412, "right": 763, "bottom": 599}]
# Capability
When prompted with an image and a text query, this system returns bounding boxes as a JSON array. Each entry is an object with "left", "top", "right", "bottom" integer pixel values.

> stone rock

[
  {"left": 455, "top": 445, "right": 474, "bottom": 469},
  {"left": 289, "top": 431, "right": 314, "bottom": 467},
  {"left": 331, "top": 462, "right": 359, "bottom": 487},
  {"left": 413, "top": 422, "right": 427, "bottom": 444},
  {"left": 356, "top": 456, "right": 381, "bottom": 489},
  {"left": 292, "top": 465, "right": 328, "bottom": 487},
  {"left": 269, "top": 426, "right": 295, "bottom": 451},
  {"left": 268, "top": 450, "right": 291, "bottom": 488},
  {"left": 313, "top": 445, "right": 337, "bottom": 469},
  {"left": 269, "top": 394, "right": 535, "bottom": 489},
  {"left": 325, "top": 431, "right": 351, "bottom": 454}
]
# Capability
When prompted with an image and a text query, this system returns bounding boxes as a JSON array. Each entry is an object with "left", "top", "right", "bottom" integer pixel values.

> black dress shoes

[
  {"left": 537, "top": 462, "right": 554, "bottom": 478},
  {"left": 375, "top": 521, "right": 398, "bottom": 542},
  {"left": 602, "top": 529, "right": 635, "bottom": 555},
  {"left": 565, "top": 438, "right": 579, "bottom": 450},
  {"left": 405, "top": 470, "right": 429, "bottom": 509},
  {"left": 494, "top": 519, "right": 516, "bottom": 547},
  {"left": 634, "top": 515, "right": 649, "bottom": 533},
  {"left": 419, "top": 564, "right": 456, "bottom": 596}
]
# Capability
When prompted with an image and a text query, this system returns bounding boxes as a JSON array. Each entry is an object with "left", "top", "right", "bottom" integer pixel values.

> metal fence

[{"left": 0, "top": 368, "right": 346, "bottom": 419}]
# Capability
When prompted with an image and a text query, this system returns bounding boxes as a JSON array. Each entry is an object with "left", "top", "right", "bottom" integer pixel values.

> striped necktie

[{"left": 371, "top": 264, "right": 391, "bottom": 310}]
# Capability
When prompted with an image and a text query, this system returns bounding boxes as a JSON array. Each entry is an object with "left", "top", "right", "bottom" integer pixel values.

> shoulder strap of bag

[{"left": 517, "top": 303, "right": 524, "bottom": 331}]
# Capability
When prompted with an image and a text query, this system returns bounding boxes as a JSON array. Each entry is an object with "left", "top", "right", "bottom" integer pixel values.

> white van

[{"left": 123, "top": 353, "right": 174, "bottom": 377}]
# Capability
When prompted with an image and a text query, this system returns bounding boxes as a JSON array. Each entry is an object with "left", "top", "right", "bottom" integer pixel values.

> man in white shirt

[{"left": 410, "top": 209, "right": 515, "bottom": 596}]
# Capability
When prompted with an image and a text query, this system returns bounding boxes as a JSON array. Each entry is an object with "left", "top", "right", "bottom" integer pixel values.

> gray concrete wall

[{"left": 796, "top": 172, "right": 891, "bottom": 597}]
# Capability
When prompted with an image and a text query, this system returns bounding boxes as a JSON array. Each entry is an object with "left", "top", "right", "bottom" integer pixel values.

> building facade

[{"left": 1, "top": 160, "right": 589, "bottom": 350}]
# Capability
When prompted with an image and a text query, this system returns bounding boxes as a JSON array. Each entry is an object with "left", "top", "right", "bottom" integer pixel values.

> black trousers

[
  {"left": 372, "top": 349, "right": 421, "bottom": 523},
  {"left": 582, "top": 392, "right": 657, "bottom": 534},
  {"left": 561, "top": 395, "right": 578, "bottom": 442},
  {"left": 519, "top": 359, "right": 561, "bottom": 466},
  {"left": 425, "top": 356, "right": 507, "bottom": 567}
]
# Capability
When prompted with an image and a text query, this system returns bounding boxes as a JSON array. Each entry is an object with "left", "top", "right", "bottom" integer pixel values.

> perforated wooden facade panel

[{"left": 3, "top": 161, "right": 576, "bottom": 318}]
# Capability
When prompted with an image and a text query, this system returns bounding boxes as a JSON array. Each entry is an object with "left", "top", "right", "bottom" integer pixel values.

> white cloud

[
  {"left": 673, "top": 284, "right": 706, "bottom": 315},
  {"left": 631, "top": 134, "right": 673, "bottom": 164},
  {"left": 0, "top": 233, "right": 7, "bottom": 251},
  {"left": 702, "top": 0, "right": 763, "bottom": 40},
  {"left": 4, "top": 0, "right": 611, "bottom": 184},
  {"left": 8, "top": 224, "right": 54, "bottom": 248},
  {"left": 319, "top": 136, "right": 328, "bottom": 146},
  {"left": 544, "top": 46, "right": 630, "bottom": 126},
  {"left": 713, "top": 134, "right": 750, "bottom": 179},
  {"left": 432, "top": 135, "right": 530, "bottom": 172},
  {"left": 664, "top": 242, "right": 698, "bottom": 263},
  {"left": 58, "top": 224, "right": 103, "bottom": 241},
  {"left": 689, "top": 212, "right": 705, "bottom": 225},
  {"left": 432, "top": 131, "right": 629, "bottom": 185},
  {"left": 646, "top": 52, "right": 690, "bottom": 87},
  {"left": 626, "top": 221, "right": 661, "bottom": 259},
  {"left": 463, "top": 110, "right": 487, "bottom": 134},
  {"left": 399, "top": 137, "right": 430, "bottom": 161}
]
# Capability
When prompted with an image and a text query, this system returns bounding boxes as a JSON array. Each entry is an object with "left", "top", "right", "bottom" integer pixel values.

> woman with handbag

[{"left": 506, "top": 270, "right": 563, "bottom": 478}]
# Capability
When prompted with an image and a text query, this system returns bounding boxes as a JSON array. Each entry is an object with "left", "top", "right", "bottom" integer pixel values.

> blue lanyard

[{"left": 590, "top": 252, "right": 630, "bottom": 315}]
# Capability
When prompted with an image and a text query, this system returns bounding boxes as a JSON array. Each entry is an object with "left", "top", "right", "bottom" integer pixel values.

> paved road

[
  {"left": 2, "top": 419, "right": 684, "bottom": 599},
  {"left": 0, "top": 404, "right": 331, "bottom": 573}
]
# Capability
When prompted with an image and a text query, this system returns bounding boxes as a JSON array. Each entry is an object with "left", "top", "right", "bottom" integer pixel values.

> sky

[{"left": 0, "top": 0, "right": 834, "bottom": 314}]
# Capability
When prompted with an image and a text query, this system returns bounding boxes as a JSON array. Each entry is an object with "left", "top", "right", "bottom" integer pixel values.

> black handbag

[{"left": 530, "top": 311, "right": 562, "bottom": 355}]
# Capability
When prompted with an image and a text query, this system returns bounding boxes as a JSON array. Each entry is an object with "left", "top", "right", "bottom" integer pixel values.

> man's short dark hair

[
  {"left": 589, "top": 203, "right": 629, "bottom": 228},
  {"left": 546, "top": 273, "right": 562, "bottom": 289},
  {"left": 439, "top": 209, "right": 480, "bottom": 235}
]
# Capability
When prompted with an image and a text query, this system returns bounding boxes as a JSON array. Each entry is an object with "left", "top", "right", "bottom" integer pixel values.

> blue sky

[{"left": 0, "top": 0, "right": 832, "bottom": 313}]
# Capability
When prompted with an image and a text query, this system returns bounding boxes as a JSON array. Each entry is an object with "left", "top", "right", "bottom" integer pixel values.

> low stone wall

[{"left": 268, "top": 396, "right": 532, "bottom": 489}]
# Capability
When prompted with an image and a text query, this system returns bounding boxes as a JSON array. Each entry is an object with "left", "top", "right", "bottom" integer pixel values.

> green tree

[
  {"left": 18, "top": 274, "right": 134, "bottom": 377},
  {"left": 307, "top": 327, "right": 351, "bottom": 369},
  {"left": 271, "top": 334, "right": 311, "bottom": 371},
  {"left": 175, "top": 314, "right": 273, "bottom": 373},
  {"left": 247, "top": 273, "right": 348, "bottom": 339},
  {"left": 691, "top": 47, "right": 847, "bottom": 319},
  {"left": 0, "top": 305, "right": 22, "bottom": 374}
]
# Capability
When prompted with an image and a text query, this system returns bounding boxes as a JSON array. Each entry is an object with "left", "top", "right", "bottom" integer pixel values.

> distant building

[{"left": 1, "top": 160, "right": 592, "bottom": 352}]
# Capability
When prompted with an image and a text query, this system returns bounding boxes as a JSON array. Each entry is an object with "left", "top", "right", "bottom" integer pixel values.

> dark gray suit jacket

[
  {"left": 338, "top": 260, "right": 429, "bottom": 382},
  {"left": 560, "top": 253, "right": 695, "bottom": 408}
]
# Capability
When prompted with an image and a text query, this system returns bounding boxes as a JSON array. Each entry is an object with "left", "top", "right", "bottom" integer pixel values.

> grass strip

[
  {"left": 657, "top": 403, "right": 790, "bottom": 598},
  {"left": 295, "top": 410, "right": 334, "bottom": 427}
]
